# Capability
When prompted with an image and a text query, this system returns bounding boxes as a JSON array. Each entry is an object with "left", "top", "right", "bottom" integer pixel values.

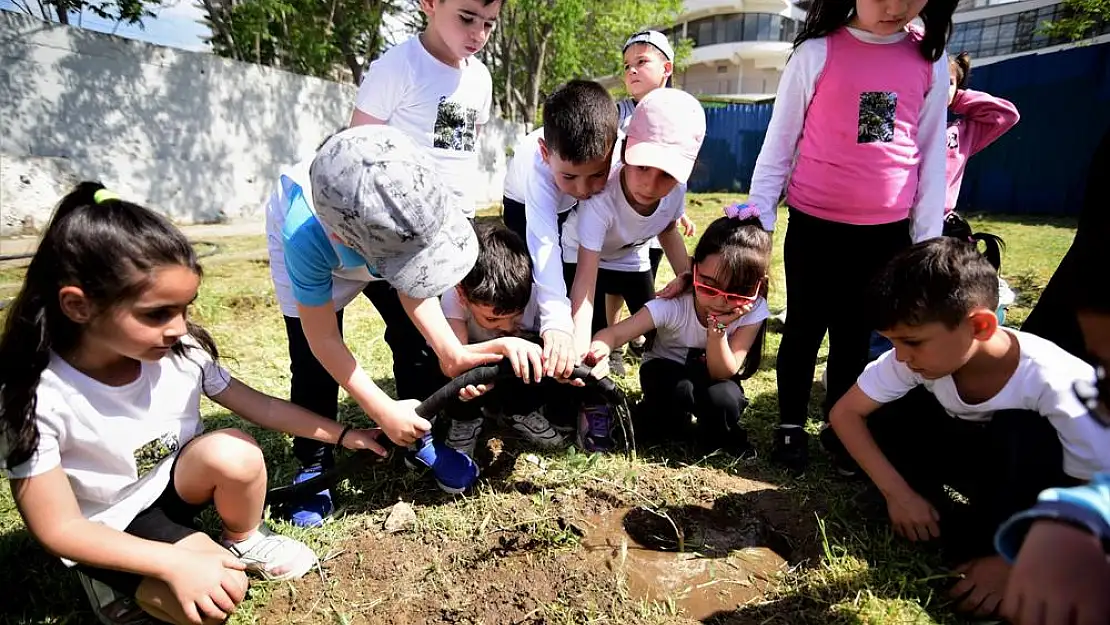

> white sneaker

[
  {"left": 224, "top": 525, "right": 318, "bottom": 581},
  {"left": 509, "top": 411, "right": 566, "bottom": 449},
  {"left": 445, "top": 416, "right": 484, "bottom": 458}
]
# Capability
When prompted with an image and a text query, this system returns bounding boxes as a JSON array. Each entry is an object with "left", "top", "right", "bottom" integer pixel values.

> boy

[
  {"left": 506, "top": 81, "right": 620, "bottom": 381},
  {"left": 267, "top": 125, "right": 498, "bottom": 524},
  {"left": 564, "top": 88, "right": 706, "bottom": 358},
  {"left": 349, "top": 0, "right": 500, "bottom": 220},
  {"left": 827, "top": 238, "right": 1110, "bottom": 611},
  {"left": 440, "top": 223, "right": 572, "bottom": 456}
]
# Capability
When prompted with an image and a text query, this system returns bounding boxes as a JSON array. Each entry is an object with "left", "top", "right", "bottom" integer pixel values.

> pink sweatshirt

[{"left": 945, "top": 89, "right": 1020, "bottom": 211}]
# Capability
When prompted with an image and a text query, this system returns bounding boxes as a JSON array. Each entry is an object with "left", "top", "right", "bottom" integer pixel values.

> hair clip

[
  {"left": 93, "top": 189, "right": 120, "bottom": 204},
  {"left": 724, "top": 203, "right": 760, "bottom": 221}
]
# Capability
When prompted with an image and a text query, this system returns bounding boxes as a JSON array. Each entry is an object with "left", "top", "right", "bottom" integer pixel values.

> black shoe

[
  {"left": 771, "top": 426, "right": 810, "bottom": 474},
  {"left": 696, "top": 428, "right": 756, "bottom": 460},
  {"left": 608, "top": 348, "right": 628, "bottom": 377},
  {"left": 818, "top": 426, "right": 861, "bottom": 478}
]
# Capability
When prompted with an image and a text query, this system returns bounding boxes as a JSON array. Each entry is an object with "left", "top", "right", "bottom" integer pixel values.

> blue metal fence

[{"left": 688, "top": 41, "right": 1110, "bottom": 216}]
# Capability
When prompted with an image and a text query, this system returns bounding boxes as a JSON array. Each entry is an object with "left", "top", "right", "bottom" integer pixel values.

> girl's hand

[
  {"left": 459, "top": 383, "right": 493, "bottom": 402},
  {"left": 706, "top": 303, "right": 754, "bottom": 331},
  {"left": 886, "top": 490, "right": 941, "bottom": 542},
  {"left": 497, "top": 337, "right": 544, "bottom": 383},
  {"left": 339, "top": 428, "right": 389, "bottom": 457},
  {"left": 656, "top": 271, "right": 691, "bottom": 299},
  {"left": 678, "top": 214, "right": 696, "bottom": 237},
  {"left": 377, "top": 399, "right": 431, "bottom": 446},
  {"left": 163, "top": 549, "right": 247, "bottom": 624},
  {"left": 585, "top": 340, "right": 612, "bottom": 379}
]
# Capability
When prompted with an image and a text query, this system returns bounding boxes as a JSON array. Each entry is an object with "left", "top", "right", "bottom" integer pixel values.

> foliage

[
  {"left": 1041, "top": 0, "right": 1109, "bottom": 42},
  {"left": 6, "top": 0, "right": 161, "bottom": 25}
]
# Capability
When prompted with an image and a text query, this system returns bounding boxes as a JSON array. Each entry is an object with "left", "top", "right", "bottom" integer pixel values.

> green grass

[{"left": 0, "top": 198, "right": 1078, "bottom": 624}]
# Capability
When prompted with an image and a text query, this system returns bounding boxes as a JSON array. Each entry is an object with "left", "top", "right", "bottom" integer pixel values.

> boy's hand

[
  {"left": 541, "top": 329, "right": 577, "bottom": 379},
  {"left": 1001, "top": 519, "right": 1110, "bottom": 625},
  {"left": 886, "top": 490, "right": 940, "bottom": 541},
  {"left": 163, "top": 549, "right": 247, "bottom": 624},
  {"left": 656, "top": 272, "right": 691, "bottom": 299},
  {"left": 339, "top": 428, "right": 389, "bottom": 457},
  {"left": 496, "top": 337, "right": 544, "bottom": 383},
  {"left": 459, "top": 383, "right": 493, "bottom": 402},
  {"left": 678, "top": 214, "right": 696, "bottom": 237},
  {"left": 377, "top": 399, "right": 431, "bottom": 446},
  {"left": 441, "top": 348, "right": 503, "bottom": 379}
]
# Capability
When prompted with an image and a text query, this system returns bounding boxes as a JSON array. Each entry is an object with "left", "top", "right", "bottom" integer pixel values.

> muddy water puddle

[{"left": 581, "top": 506, "right": 787, "bottom": 620}]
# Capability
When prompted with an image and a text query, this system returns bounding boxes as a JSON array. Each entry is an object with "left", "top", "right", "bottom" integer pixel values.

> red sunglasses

[{"left": 692, "top": 267, "right": 762, "bottom": 305}]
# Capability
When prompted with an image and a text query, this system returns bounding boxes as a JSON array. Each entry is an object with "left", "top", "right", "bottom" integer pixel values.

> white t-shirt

[
  {"left": 265, "top": 159, "right": 380, "bottom": 317},
  {"left": 562, "top": 167, "right": 687, "bottom": 272},
  {"left": 353, "top": 36, "right": 492, "bottom": 218},
  {"left": 440, "top": 285, "right": 541, "bottom": 343},
  {"left": 857, "top": 329, "right": 1110, "bottom": 480},
  {"left": 616, "top": 98, "right": 663, "bottom": 252},
  {"left": 644, "top": 294, "right": 770, "bottom": 365},
  {"left": 0, "top": 342, "right": 231, "bottom": 565}
]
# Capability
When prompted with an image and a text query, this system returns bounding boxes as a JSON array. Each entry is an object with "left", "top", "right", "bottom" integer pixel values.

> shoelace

[{"left": 233, "top": 533, "right": 291, "bottom": 564}]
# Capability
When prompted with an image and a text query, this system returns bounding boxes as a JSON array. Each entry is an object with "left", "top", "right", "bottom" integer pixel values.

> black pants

[
  {"left": 283, "top": 281, "right": 447, "bottom": 468},
  {"left": 777, "top": 209, "right": 911, "bottom": 426},
  {"left": 448, "top": 376, "right": 580, "bottom": 427},
  {"left": 638, "top": 356, "right": 749, "bottom": 446},
  {"left": 649, "top": 247, "right": 664, "bottom": 283},
  {"left": 867, "top": 387, "right": 1080, "bottom": 560},
  {"left": 503, "top": 196, "right": 527, "bottom": 242},
  {"left": 1021, "top": 235, "right": 1089, "bottom": 360},
  {"left": 563, "top": 263, "right": 655, "bottom": 335}
]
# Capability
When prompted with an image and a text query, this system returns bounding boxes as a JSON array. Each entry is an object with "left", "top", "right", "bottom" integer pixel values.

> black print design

[
  {"left": 133, "top": 432, "right": 179, "bottom": 478},
  {"left": 947, "top": 126, "right": 960, "bottom": 150},
  {"left": 433, "top": 97, "right": 479, "bottom": 152},
  {"left": 857, "top": 91, "right": 898, "bottom": 144}
]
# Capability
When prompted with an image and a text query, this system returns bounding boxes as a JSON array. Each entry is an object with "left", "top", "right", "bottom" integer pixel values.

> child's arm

[
  {"left": 11, "top": 469, "right": 246, "bottom": 623},
  {"left": 348, "top": 44, "right": 404, "bottom": 128},
  {"left": 569, "top": 248, "right": 602, "bottom": 358},
  {"left": 950, "top": 89, "right": 1020, "bottom": 158},
  {"left": 525, "top": 170, "right": 577, "bottom": 378},
  {"left": 398, "top": 293, "right": 503, "bottom": 377},
  {"left": 746, "top": 39, "right": 824, "bottom": 232},
  {"left": 657, "top": 221, "right": 690, "bottom": 277},
  {"left": 909, "top": 57, "right": 950, "bottom": 243},
  {"left": 587, "top": 306, "right": 657, "bottom": 377},
  {"left": 829, "top": 385, "right": 940, "bottom": 541},
  {"left": 706, "top": 319, "right": 761, "bottom": 380}
]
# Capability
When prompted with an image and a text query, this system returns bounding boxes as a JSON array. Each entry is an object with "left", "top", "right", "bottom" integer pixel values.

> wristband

[{"left": 336, "top": 424, "right": 353, "bottom": 449}]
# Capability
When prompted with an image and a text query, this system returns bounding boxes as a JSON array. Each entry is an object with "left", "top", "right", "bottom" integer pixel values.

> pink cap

[{"left": 623, "top": 88, "right": 706, "bottom": 184}]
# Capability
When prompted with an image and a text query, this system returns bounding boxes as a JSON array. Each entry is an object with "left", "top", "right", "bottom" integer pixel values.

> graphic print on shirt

[
  {"left": 947, "top": 125, "right": 960, "bottom": 150},
  {"left": 433, "top": 97, "right": 479, "bottom": 152},
  {"left": 134, "top": 432, "right": 180, "bottom": 478},
  {"left": 858, "top": 91, "right": 898, "bottom": 143}
]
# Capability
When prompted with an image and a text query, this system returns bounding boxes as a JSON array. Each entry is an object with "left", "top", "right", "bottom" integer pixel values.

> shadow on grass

[{"left": 0, "top": 526, "right": 88, "bottom": 624}]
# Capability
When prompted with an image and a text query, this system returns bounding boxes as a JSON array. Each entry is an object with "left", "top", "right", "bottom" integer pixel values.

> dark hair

[
  {"left": 942, "top": 211, "right": 1004, "bottom": 270},
  {"left": 950, "top": 52, "right": 972, "bottom": 90},
  {"left": 794, "top": 0, "right": 957, "bottom": 62},
  {"left": 0, "top": 182, "right": 216, "bottom": 469},
  {"left": 690, "top": 215, "right": 773, "bottom": 378},
  {"left": 872, "top": 237, "right": 999, "bottom": 331},
  {"left": 542, "top": 80, "right": 618, "bottom": 164},
  {"left": 458, "top": 223, "right": 533, "bottom": 315}
]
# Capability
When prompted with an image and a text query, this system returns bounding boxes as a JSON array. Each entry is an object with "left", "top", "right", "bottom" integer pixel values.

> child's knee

[
  {"left": 200, "top": 428, "right": 265, "bottom": 482},
  {"left": 707, "top": 380, "right": 747, "bottom": 413}
]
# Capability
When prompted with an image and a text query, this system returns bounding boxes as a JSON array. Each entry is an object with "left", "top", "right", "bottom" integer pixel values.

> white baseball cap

[{"left": 623, "top": 30, "right": 675, "bottom": 62}]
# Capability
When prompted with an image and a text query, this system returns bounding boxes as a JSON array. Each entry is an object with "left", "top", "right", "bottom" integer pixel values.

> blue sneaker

[
  {"left": 405, "top": 435, "right": 479, "bottom": 494},
  {"left": 286, "top": 466, "right": 333, "bottom": 528}
]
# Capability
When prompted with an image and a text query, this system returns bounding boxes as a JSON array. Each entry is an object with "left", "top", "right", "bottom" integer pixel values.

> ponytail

[{"left": 0, "top": 182, "right": 215, "bottom": 469}]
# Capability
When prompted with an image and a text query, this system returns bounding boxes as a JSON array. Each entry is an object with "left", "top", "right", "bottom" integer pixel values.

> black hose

[{"left": 265, "top": 359, "right": 632, "bottom": 507}]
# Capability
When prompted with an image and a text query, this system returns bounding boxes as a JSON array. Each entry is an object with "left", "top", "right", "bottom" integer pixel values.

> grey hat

[{"left": 310, "top": 125, "right": 478, "bottom": 299}]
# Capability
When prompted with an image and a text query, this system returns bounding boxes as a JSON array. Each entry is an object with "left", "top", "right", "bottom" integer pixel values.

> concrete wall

[{"left": 0, "top": 11, "right": 522, "bottom": 235}]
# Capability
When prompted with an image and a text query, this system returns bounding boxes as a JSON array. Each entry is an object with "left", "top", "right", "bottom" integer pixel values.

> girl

[
  {"left": 746, "top": 0, "right": 957, "bottom": 472},
  {"left": 587, "top": 208, "right": 772, "bottom": 456},
  {"left": 0, "top": 183, "right": 388, "bottom": 625},
  {"left": 945, "top": 51, "right": 1020, "bottom": 213}
]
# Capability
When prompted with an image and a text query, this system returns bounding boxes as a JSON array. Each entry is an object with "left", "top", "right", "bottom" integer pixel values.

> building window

[
  {"left": 951, "top": 1, "right": 1099, "bottom": 58},
  {"left": 674, "top": 12, "right": 802, "bottom": 48}
]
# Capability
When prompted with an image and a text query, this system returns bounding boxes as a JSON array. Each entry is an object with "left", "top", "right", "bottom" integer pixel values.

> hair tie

[
  {"left": 724, "top": 203, "right": 759, "bottom": 221},
  {"left": 93, "top": 189, "right": 120, "bottom": 204}
]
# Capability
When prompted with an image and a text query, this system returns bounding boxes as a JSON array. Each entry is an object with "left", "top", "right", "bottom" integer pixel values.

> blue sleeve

[
  {"left": 281, "top": 185, "right": 339, "bottom": 308},
  {"left": 995, "top": 473, "right": 1110, "bottom": 562}
]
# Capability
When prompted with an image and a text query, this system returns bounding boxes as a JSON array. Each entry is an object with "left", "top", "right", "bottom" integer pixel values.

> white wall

[{"left": 0, "top": 11, "right": 522, "bottom": 235}]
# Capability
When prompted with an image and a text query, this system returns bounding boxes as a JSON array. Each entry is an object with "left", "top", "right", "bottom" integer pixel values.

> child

[
  {"left": 827, "top": 238, "right": 1110, "bottom": 613},
  {"left": 564, "top": 87, "right": 706, "bottom": 358},
  {"left": 506, "top": 81, "right": 620, "bottom": 381},
  {"left": 440, "top": 223, "right": 572, "bottom": 456},
  {"left": 945, "top": 52, "right": 1020, "bottom": 213},
  {"left": 349, "top": 0, "right": 501, "bottom": 219},
  {"left": 0, "top": 183, "right": 389, "bottom": 625},
  {"left": 587, "top": 208, "right": 771, "bottom": 456},
  {"left": 747, "top": 0, "right": 956, "bottom": 471},
  {"left": 268, "top": 125, "right": 498, "bottom": 524}
]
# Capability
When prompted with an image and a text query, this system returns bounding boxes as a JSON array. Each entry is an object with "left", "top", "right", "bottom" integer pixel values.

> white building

[{"left": 950, "top": 0, "right": 1110, "bottom": 64}]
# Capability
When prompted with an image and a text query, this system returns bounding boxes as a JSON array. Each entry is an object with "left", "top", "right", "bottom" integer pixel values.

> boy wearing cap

[
  {"left": 267, "top": 125, "right": 498, "bottom": 525},
  {"left": 564, "top": 88, "right": 708, "bottom": 357},
  {"left": 617, "top": 30, "right": 675, "bottom": 130}
]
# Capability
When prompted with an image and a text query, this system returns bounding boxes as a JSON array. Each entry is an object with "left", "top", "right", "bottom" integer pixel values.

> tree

[
  {"left": 1042, "top": 0, "right": 1109, "bottom": 41},
  {"left": 481, "top": 0, "right": 685, "bottom": 124},
  {"left": 7, "top": 0, "right": 162, "bottom": 25}
]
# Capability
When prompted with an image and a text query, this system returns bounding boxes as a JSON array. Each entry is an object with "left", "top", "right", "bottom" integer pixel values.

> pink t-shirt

[
  {"left": 787, "top": 28, "right": 934, "bottom": 224},
  {"left": 945, "top": 89, "right": 1020, "bottom": 211}
]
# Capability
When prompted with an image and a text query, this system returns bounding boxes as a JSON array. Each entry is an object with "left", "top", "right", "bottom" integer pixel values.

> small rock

[{"left": 383, "top": 501, "right": 417, "bottom": 533}]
